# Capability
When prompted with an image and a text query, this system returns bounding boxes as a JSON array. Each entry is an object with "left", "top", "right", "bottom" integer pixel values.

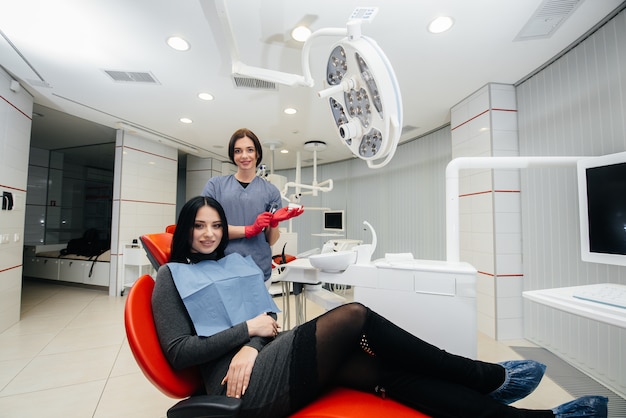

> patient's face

[{"left": 190, "top": 205, "right": 223, "bottom": 254}]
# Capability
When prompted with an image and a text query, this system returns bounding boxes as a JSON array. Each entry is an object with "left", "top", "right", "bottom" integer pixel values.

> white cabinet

[
  {"left": 24, "top": 257, "right": 60, "bottom": 280},
  {"left": 23, "top": 244, "right": 110, "bottom": 288},
  {"left": 57, "top": 259, "right": 109, "bottom": 286},
  {"left": 59, "top": 259, "right": 85, "bottom": 283},
  {"left": 84, "top": 261, "right": 110, "bottom": 287},
  {"left": 123, "top": 247, "right": 152, "bottom": 290}
]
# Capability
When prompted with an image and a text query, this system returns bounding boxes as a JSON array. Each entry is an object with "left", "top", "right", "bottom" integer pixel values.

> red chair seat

[{"left": 291, "top": 387, "right": 428, "bottom": 417}]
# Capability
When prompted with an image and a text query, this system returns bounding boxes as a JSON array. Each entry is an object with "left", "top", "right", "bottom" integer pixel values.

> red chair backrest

[
  {"left": 126, "top": 232, "right": 202, "bottom": 399},
  {"left": 140, "top": 233, "right": 173, "bottom": 271},
  {"left": 124, "top": 273, "right": 203, "bottom": 398},
  {"left": 165, "top": 224, "right": 176, "bottom": 234}
]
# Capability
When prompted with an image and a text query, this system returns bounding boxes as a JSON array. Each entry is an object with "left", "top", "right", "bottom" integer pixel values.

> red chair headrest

[{"left": 140, "top": 233, "right": 173, "bottom": 269}]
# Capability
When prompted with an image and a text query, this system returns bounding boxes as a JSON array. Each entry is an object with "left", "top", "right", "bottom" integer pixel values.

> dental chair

[{"left": 124, "top": 232, "right": 428, "bottom": 418}]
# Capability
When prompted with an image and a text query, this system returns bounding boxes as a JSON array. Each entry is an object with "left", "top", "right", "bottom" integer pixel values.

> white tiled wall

[
  {"left": 186, "top": 155, "right": 224, "bottom": 201},
  {"left": 110, "top": 130, "right": 178, "bottom": 296},
  {"left": 0, "top": 69, "right": 32, "bottom": 332},
  {"left": 451, "top": 83, "right": 523, "bottom": 339}
]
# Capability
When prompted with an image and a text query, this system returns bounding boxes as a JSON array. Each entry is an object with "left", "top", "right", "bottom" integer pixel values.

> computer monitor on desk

[{"left": 323, "top": 210, "right": 344, "bottom": 233}]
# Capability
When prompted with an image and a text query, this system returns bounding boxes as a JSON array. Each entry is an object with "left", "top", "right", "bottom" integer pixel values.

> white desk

[
  {"left": 280, "top": 258, "right": 478, "bottom": 359},
  {"left": 523, "top": 284, "right": 626, "bottom": 329}
]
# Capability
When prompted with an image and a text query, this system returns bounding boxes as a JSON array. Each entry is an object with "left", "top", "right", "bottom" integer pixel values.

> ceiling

[{"left": 1, "top": 0, "right": 624, "bottom": 171}]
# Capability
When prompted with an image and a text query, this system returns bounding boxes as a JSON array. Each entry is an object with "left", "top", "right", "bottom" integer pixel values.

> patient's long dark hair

[{"left": 170, "top": 196, "right": 229, "bottom": 263}]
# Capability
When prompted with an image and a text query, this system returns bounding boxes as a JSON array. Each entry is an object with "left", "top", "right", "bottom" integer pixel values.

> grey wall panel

[
  {"left": 279, "top": 126, "right": 451, "bottom": 262},
  {"left": 518, "top": 8, "right": 626, "bottom": 396},
  {"left": 519, "top": 9, "right": 626, "bottom": 293}
]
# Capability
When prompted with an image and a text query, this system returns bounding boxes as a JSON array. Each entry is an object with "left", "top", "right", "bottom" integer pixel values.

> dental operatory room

[{"left": 2, "top": 1, "right": 626, "bottom": 417}]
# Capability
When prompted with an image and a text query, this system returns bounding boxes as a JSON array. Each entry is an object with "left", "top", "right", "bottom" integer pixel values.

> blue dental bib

[{"left": 169, "top": 253, "right": 279, "bottom": 337}]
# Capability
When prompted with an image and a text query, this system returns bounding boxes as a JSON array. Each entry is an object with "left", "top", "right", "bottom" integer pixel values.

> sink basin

[{"left": 309, "top": 250, "right": 357, "bottom": 272}]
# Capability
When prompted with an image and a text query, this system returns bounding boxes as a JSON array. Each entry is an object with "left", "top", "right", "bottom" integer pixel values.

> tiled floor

[{"left": 0, "top": 279, "right": 576, "bottom": 417}]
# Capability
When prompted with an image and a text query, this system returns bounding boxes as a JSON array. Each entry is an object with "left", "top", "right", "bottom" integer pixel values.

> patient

[{"left": 152, "top": 196, "right": 608, "bottom": 418}]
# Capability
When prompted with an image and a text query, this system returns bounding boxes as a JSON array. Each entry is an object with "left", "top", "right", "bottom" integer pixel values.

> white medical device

[{"left": 206, "top": 2, "right": 403, "bottom": 169}]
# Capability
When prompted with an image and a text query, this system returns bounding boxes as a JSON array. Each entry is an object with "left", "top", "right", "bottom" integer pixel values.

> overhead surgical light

[
  {"left": 318, "top": 19, "right": 403, "bottom": 168},
  {"left": 206, "top": 1, "right": 402, "bottom": 169}
]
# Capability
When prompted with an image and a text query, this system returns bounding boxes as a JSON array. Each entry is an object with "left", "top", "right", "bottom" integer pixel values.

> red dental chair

[{"left": 124, "top": 232, "right": 428, "bottom": 418}]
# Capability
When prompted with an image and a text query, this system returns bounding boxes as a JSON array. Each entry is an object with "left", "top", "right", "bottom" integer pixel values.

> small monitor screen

[
  {"left": 586, "top": 163, "right": 626, "bottom": 255},
  {"left": 323, "top": 210, "right": 344, "bottom": 232},
  {"left": 578, "top": 151, "right": 626, "bottom": 266}
]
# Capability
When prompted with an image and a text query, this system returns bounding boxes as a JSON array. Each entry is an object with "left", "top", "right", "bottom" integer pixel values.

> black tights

[{"left": 307, "top": 302, "right": 554, "bottom": 418}]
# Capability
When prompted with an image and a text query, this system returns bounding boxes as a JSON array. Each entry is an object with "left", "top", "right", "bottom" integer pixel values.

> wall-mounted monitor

[
  {"left": 577, "top": 151, "right": 626, "bottom": 266},
  {"left": 323, "top": 210, "right": 345, "bottom": 233}
]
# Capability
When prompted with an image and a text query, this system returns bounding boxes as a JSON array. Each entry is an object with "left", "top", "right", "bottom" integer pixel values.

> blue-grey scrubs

[{"left": 202, "top": 175, "right": 282, "bottom": 280}]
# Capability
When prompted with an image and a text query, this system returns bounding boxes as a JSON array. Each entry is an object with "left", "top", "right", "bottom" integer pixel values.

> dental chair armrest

[{"left": 167, "top": 395, "right": 242, "bottom": 418}]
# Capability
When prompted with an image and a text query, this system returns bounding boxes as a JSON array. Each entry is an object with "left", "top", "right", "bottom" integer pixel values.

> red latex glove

[
  {"left": 245, "top": 212, "right": 273, "bottom": 238},
  {"left": 270, "top": 206, "right": 304, "bottom": 228}
]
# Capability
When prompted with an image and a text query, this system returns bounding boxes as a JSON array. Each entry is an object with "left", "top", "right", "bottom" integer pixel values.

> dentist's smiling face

[
  {"left": 232, "top": 136, "right": 258, "bottom": 171},
  {"left": 190, "top": 205, "right": 223, "bottom": 254}
]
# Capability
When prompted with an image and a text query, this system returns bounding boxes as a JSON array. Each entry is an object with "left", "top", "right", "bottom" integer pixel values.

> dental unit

[{"left": 281, "top": 221, "right": 478, "bottom": 359}]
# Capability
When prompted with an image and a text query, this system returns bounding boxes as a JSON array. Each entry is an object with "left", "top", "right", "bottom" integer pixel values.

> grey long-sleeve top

[{"left": 151, "top": 264, "right": 273, "bottom": 386}]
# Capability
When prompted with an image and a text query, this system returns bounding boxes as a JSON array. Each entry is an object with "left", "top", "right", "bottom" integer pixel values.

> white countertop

[{"left": 523, "top": 284, "right": 626, "bottom": 329}]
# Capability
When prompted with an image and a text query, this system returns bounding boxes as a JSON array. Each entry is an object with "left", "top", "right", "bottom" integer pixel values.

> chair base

[
  {"left": 290, "top": 387, "right": 429, "bottom": 417},
  {"left": 167, "top": 395, "right": 242, "bottom": 418}
]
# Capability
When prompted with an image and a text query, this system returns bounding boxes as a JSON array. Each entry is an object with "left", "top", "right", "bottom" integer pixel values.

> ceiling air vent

[
  {"left": 104, "top": 70, "right": 160, "bottom": 84},
  {"left": 515, "top": 0, "right": 584, "bottom": 41},
  {"left": 233, "top": 75, "right": 277, "bottom": 90}
]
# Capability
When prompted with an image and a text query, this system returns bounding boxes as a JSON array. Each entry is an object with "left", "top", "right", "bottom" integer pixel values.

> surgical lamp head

[{"left": 319, "top": 18, "right": 403, "bottom": 169}]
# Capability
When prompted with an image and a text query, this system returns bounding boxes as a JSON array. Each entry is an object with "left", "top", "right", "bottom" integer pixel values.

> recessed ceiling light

[
  {"left": 167, "top": 36, "right": 190, "bottom": 51},
  {"left": 291, "top": 26, "right": 312, "bottom": 42},
  {"left": 180, "top": 117, "right": 193, "bottom": 124},
  {"left": 280, "top": 149, "right": 289, "bottom": 154},
  {"left": 284, "top": 108, "right": 297, "bottom": 115},
  {"left": 428, "top": 16, "right": 454, "bottom": 34},
  {"left": 198, "top": 92, "right": 214, "bottom": 101}
]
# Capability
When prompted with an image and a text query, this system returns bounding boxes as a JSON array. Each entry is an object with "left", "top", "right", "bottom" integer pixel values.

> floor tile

[
  {"left": 0, "top": 331, "right": 56, "bottom": 361},
  {"left": 95, "top": 372, "right": 175, "bottom": 418},
  {"left": 39, "top": 323, "right": 125, "bottom": 355},
  {"left": 1, "top": 345, "right": 118, "bottom": 396},
  {"left": 0, "top": 380, "right": 106, "bottom": 418}
]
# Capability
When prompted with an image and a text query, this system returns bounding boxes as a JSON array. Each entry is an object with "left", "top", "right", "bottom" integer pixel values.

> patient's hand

[
  {"left": 246, "top": 312, "right": 280, "bottom": 338},
  {"left": 222, "top": 346, "right": 258, "bottom": 398}
]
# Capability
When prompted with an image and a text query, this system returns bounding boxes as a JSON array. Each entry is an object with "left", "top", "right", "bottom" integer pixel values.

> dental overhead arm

[
  {"left": 282, "top": 179, "right": 334, "bottom": 202},
  {"left": 210, "top": 0, "right": 314, "bottom": 87},
  {"left": 205, "top": 0, "right": 403, "bottom": 169},
  {"left": 281, "top": 148, "right": 334, "bottom": 203}
]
